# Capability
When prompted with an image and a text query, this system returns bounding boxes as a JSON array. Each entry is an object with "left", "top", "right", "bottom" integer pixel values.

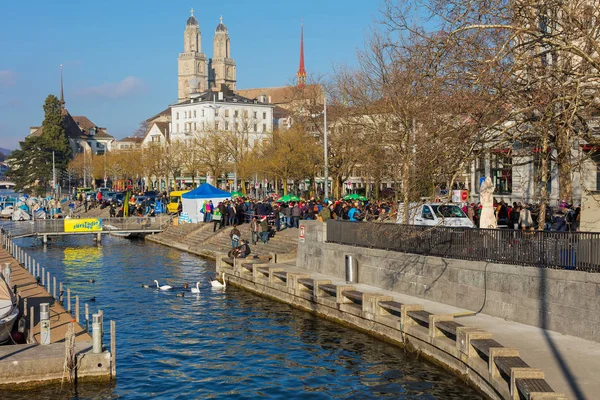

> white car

[{"left": 396, "top": 203, "right": 475, "bottom": 228}]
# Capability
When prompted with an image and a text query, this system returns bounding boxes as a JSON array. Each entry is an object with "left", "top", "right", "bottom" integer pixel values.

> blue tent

[
  {"left": 181, "top": 183, "right": 231, "bottom": 222},
  {"left": 182, "top": 183, "right": 231, "bottom": 199}
]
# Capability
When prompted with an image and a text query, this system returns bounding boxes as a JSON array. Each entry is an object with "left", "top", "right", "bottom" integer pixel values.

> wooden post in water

[
  {"left": 85, "top": 303, "right": 89, "bottom": 331},
  {"left": 36, "top": 262, "right": 40, "bottom": 278},
  {"left": 67, "top": 288, "right": 71, "bottom": 313},
  {"left": 59, "top": 282, "right": 64, "bottom": 305},
  {"left": 46, "top": 271, "right": 50, "bottom": 293},
  {"left": 75, "top": 296, "right": 80, "bottom": 323},
  {"left": 53, "top": 276, "right": 56, "bottom": 299},
  {"left": 99, "top": 309, "right": 104, "bottom": 342},
  {"left": 41, "top": 267, "right": 45, "bottom": 285},
  {"left": 110, "top": 320, "right": 116, "bottom": 378}
]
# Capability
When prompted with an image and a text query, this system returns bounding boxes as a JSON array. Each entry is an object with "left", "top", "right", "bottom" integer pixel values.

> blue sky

[{"left": 0, "top": 0, "right": 382, "bottom": 149}]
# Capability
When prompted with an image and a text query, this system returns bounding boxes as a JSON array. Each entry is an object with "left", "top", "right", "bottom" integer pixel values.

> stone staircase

[{"left": 146, "top": 222, "right": 298, "bottom": 260}]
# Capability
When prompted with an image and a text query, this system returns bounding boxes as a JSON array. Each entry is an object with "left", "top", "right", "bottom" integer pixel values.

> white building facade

[{"left": 169, "top": 89, "right": 274, "bottom": 145}]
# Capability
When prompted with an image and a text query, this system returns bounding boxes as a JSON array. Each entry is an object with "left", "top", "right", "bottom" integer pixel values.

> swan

[
  {"left": 154, "top": 280, "right": 172, "bottom": 291},
  {"left": 190, "top": 281, "right": 201, "bottom": 293},
  {"left": 210, "top": 273, "right": 226, "bottom": 289}
]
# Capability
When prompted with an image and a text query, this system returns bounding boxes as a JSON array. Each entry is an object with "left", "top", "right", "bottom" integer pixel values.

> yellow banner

[{"left": 64, "top": 218, "right": 103, "bottom": 232}]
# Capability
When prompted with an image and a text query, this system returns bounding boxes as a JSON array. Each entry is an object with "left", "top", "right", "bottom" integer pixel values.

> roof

[
  {"left": 146, "top": 107, "right": 171, "bottom": 122},
  {"left": 29, "top": 109, "right": 114, "bottom": 140},
  {"left": 118, "top": 136, "right": 144, "bottom": 143},
  {"left": 182, "top": 183, "right": 231, "bottom": 199},
  {"left": 187, "top": 16, "right": 198, "bottom": 26},
  {"left": 236, "top": 84, "right": 323, "bottom": 106},
  {"left": 172, "top": 88, "right": 268, "bottom": 107}
]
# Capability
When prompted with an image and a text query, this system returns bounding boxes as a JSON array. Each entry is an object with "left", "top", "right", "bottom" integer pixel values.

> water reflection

[{"left": 5, "top": 235, "right": 483, "bottom": 399}]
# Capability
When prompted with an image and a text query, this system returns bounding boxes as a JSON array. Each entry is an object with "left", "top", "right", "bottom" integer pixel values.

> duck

[
  {"left": 88, "top": 279, "right": 95, "bottom": 283},
  {"left": 154, "top": 280, "right": 172, "bottom": 291},
  {"left": 141, "top": 283, "right": 150, "bottom": 288},
  {"left": 183, "top": 283, "right": 189, "bottom": 290},
  {"left": 210, "top": 273, "right": 226, "bottom": 289},
  {"left": 190, "top": 281, "right": 200, "bottom": 293},
  {"left": 88, "top": 297, "right": 96, "bottom": 302},
  {"left": 176, "top": 292, "right": 185, "bottom": 297}
]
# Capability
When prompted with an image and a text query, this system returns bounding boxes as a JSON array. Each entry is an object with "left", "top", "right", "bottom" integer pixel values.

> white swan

[
  {"left": 154, "top": 280, "right": 172, "bottom": 291},
  {"left": 190, "top": 281, "right": 200, "bottom": 293},
  {"left": 210, "top": 273, "right": 226, "bottom": 288}
]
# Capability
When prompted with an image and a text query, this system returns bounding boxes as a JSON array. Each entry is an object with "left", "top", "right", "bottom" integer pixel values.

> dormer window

[{"left": 89, "top": 127, "right": 96, "bottom": 136}]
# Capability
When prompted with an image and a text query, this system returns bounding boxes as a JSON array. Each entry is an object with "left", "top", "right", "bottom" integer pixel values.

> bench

[
  {"left": 256, "top": 266, "right": 270, "bottom": 277},
  {"left": 494, "top": 356, "right": 529, "bottom": 379},
  {"left": 297, "top": 278, "right": 314, "bottom": 290},
  {"left": 241, "top": 263, "right": 254, "bottom": 272},
  {"left": 470, "top": 338, "right": 504, "bottom": 360},
  {"left": 434, "top": 320, "right": 464, "bottom": 338},
  {"left": 516, "top": 378, "right": 554, "bottom": 397},
  {"left": 378, "top": 301, "right": 403, "bottom": 317},
  {"left": 342, "top": 290, "right": 363, "bottom": 304},
  {"left": 406, "top": 310, "right": 432, "bottom": 327},
  {"left": 222, "top": 257, "right": 234, "bottom": 266},
  {"left": 319, "top": 284, "right": 337, "bottom": 297},
  {"left": 272, "top": 271, "right": 287, "bottom": 282}
]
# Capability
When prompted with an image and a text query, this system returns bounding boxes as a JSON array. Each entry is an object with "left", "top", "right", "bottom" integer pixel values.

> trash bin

[{"left": 345, "top": 255, "right": 358, "bottom": 284}]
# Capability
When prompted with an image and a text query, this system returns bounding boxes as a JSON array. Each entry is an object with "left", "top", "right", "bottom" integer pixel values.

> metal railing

[
  {"left": 326, "top": 220, "right": 600, "bottom": 272},
  {"left": 0, "top": 216, "right": 172, "bottom": 238}
]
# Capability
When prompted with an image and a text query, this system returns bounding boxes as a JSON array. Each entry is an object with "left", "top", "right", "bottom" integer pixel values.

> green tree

[{"left": 7, "top": 95, "right": 72, "bottom": 194}]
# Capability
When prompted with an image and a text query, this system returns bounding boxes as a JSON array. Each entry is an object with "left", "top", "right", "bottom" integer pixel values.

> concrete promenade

[
  {"left": 0, "top": 246, "right": 112, "bottom": 387},
  {"left": 0, "top": 247, "right": 91, "bottom": 343},
  {"left": 220, "top": 258, "right": 594, "bottom": 399}
]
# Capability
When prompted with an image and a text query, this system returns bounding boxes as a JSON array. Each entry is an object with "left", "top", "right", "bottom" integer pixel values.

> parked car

[{"left": 396, "top": 203, "right": 475, "bottom": 228}]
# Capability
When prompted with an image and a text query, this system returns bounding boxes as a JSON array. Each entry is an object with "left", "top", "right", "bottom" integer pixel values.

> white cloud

[
  {"left": 77, "top": 76, "right": 145, "bottom": 98},
  {"left": 0, "top": 70, "right": 16, "bottom": 87}
]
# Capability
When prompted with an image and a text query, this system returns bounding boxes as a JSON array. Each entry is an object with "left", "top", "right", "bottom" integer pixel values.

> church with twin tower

[{"left": 178, "top": 9, "right": 236, "bottom": 101}]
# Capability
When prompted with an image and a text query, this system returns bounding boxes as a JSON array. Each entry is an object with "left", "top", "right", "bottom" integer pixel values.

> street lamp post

[{"left": 324, "top": 96, "right": 328, "bottom": 200}]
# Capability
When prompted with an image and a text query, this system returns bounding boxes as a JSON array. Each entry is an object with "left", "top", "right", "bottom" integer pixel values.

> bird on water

[
  {"left": 141, "top": 283, "right": 150, "bottom": 288},
  {"left": 190, "top": 281, "right": 201, "bottom": 293},
  {"left": 210, "top": 273, "right": 226, "bottom": 289},
  {"left": 154, "top": 280, "right": 172, "bottom": 291},
  {"left": 89, "top": 297, "right": 96, "bottom": 302},
  {"left": 176, "top": 292, "right": 185, "bottom": 297}
]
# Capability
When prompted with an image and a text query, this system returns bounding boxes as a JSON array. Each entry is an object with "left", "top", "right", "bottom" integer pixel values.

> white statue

[{"left": 479, "top": 176, "right": 497, "bottom": 229}]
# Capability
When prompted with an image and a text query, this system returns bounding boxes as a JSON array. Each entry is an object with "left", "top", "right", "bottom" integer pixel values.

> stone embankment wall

[{"left": 297, "top": 221, "right": 600, "bottom": 343}]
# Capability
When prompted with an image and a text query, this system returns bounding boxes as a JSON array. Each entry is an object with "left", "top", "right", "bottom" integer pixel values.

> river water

[{"left": 6, "top": 235, "right": 483, "bottom": 399}]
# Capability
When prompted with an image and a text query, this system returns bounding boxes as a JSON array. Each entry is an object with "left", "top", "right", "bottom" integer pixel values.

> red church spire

[{"left": 297, "top": 22, "right": 307, "bottom": 88}]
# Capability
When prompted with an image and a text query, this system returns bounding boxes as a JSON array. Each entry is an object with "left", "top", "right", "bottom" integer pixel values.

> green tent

[
  {"left": 231, "top": 191, "right": 244, "bottom": 198},
  {"left": 343, "top": 193, "right": 368, "bottom": 201},
  {"left": 277, "top": 194, "right": 301, "bottom": 203}
]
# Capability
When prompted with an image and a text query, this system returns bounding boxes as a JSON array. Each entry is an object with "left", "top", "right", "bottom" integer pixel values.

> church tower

[
  {"left": 209, "top": 16, "right": 236, "bottom": 90},
  {"left": 178, "top": 9, "right": 208, "bottom": 101},
  {"left": 297, "top": 23, "right": 307, "bottom": 88}
]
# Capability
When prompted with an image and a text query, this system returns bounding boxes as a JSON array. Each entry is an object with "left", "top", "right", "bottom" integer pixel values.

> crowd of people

[{"left": 463, "top": 200, "right": 581, "bottom": 231}]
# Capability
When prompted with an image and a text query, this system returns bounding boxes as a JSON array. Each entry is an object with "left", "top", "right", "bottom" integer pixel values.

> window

[
  {"left": 592, "top": 153, "right": 600, "bottom": 191},
  {"left": 225, "top": 109, "right": 230, "bottom": 117},
  {"left": 263, "top": 123, "right": 267, "bottom": 132},
  {"left": 202, "top": 109, "right": 205, "bottom": 117},
  {"left": 243, "top": 110, "right": 248, "bottom": 118},
  {"left": 215, "top": 122, "right": 219, "bottom": 130},
  {"left": 193, "top": 122, "right": 196, "bottom": 131},
  {"left": 184, "top": 111, "right": 187, "bottom": 119},
  {"left": 225, "top": 121, "right": 229, "bottom": 130},
  {"left": 263, "top": 112, "right": 267, "bottom": 119},
  {"left": 475, "top": 153, "right": 512, "bottom": 194},
  {"left": 176, "top": 112, "right": 179, "bottom": 120},
  {"left": 235, "top": 122, "right": 239, "bottom": 132},
  {"left": 193, "top": 110, "right": 196, "bottom": 118},
  {"left": 254, "top": 111, "right": 257, "bottom": 119},
  {"left": 254, "top": 124, "right": 258, "bottom": 132},
  {"left": 234, "top": 110, "right": 239, "bottom": 118},
  {"left": 176, "top": 123, "right": 179, "bottom": 132},
  {"left": 215, "top": 108, "right": 219, "bottom": 117},
  {"left": 422, "top": 206, "right": 434, "bottom": 220}
]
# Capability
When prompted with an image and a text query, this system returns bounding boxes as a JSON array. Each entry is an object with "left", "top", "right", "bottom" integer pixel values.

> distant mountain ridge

[{"left": 0, "top": 148, "right": 12, "bottom": 156}]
